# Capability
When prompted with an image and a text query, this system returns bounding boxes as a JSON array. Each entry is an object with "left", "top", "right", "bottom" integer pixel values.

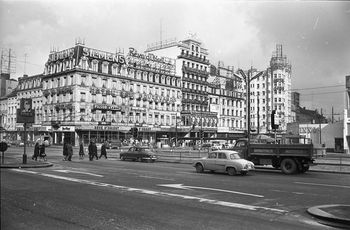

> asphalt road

[{"left": 2, "top": 147, "right": 350, "bottom": 229}]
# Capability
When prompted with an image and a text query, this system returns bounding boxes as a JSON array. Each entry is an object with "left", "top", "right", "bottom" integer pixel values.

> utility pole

[{"left": 257, "top": 93, "right": 260, "bottom": 135}]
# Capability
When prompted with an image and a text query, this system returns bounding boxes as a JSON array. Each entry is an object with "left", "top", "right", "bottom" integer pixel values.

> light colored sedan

[{"left": 193, "top": 150, "right": 255, "bottom": 176}]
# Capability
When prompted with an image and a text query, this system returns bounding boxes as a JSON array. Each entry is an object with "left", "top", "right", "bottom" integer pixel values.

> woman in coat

[
  {"left": 79, "top": 141, "right": 85, "bottom": 159},
  {"left": 32, "top": 142, "right": 40, "bottom": 161}
]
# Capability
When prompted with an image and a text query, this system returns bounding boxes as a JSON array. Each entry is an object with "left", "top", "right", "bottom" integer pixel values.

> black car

[{"left": 120, "top": 147, "right": 157, "bottom": 162}]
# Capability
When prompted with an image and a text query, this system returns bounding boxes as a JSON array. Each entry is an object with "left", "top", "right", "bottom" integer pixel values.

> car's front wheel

[
  {"left": 120, "top": 156, "right": 125, "bottom": 161},
  {"left": 195, "top": 163, "right": 204, "bottom": 173}
]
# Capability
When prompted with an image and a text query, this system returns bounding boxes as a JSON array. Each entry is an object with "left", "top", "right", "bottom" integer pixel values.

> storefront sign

[
  {"left": 92, "top": 104, "right": 121, "bottom": 111},
  {"left": 82, "top": 47, "right": 126, "bottom": 65},
  {"left": 94, "top": 126, "right": 120, "bottom": 131},
  {"left": 59, "top": 126, "right": 75, "bottom": 132},
  {"left": 48, "top": 48, "right": 75, "bottom": 62}
]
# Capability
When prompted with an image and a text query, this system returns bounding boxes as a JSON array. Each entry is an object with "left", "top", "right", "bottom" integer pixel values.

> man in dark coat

[
  {"left": 88, "top": 141, "right": 95, "bottom": 161},
  {"left": 67, "top": 142, "right": 73, "bottom": 161},
  {"left": 99, "top": 141, "right": 108, "bottom": 159}
]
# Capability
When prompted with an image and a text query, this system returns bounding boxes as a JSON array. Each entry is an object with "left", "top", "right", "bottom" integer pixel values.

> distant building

[
  {"left": 0, "top": 73, "right": 18, "bottom": 97},
  {"left": 207, "top": 61, "right": 245, "bottom": 140},
  {"left": 294, "top": 107, "right": 327, "bottom": 124}
]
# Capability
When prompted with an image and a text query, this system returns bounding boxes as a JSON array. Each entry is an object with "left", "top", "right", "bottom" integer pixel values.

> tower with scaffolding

[{"left": 268, "top": 44, "right": 292, "bottom": 132}]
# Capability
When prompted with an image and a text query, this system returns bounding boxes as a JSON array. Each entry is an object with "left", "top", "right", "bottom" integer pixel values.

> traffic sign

[{"left": 0, "top": 141, "right": 8, "bottom": 152}]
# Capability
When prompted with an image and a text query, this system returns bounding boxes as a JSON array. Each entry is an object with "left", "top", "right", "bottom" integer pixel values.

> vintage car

[
  {"left": 193, "top": 150, "right": 255, "bottom": 176},
  {"left": 120, "top": 146, "right": 157, "bottom": 162}
]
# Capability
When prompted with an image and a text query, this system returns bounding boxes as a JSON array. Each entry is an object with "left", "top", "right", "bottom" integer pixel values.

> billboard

[{"left": 16, "top": 98, "right": 35, "bottom": 123}]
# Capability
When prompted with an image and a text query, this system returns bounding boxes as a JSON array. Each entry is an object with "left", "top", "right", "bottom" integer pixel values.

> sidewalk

[
  {"left": 307, "top": 205, "right": 350, "bottom": 229},
  {"left": 0, "top": 155, "right": 53, "bottom": 168}
]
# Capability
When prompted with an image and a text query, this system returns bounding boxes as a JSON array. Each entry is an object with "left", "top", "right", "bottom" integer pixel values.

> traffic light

[{"left": 271, "top": 110, "right": 279, "bottom": 130}]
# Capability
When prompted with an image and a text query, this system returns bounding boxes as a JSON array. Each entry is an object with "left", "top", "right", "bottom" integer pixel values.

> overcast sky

[{"left": 1, "top": 0, "right": 349, "bottom": 118}]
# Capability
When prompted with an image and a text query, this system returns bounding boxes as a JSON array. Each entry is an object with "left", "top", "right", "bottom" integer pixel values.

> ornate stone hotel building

[{"left": 41, "top": 42, "right": 182, "bottom": 146}]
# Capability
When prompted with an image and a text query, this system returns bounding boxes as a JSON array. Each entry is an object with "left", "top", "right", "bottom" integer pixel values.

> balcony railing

[
  {"left": 178, "top": 53, "right": 209, "bottom": 64},
  {"left": 182, "top": 66, "right": 208, "bottom": 76}
]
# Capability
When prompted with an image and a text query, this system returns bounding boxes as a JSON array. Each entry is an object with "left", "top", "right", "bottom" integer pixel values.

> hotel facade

[{"left": 41, "top": 42, "right": 182, "bottom": 146}]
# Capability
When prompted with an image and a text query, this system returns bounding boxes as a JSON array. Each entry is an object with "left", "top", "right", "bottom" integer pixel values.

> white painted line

[
  {"left": 294, "top": 181, "right": 350, "bottom": 189},
  {"left": 139, "top": 175, "right": 175, "bottom": 181},
  {"left": 271, "top": 190, "right": 304, "bottom": 195},
  {"left": 11, "top": 169, "right": 287, "bottom": 214},
  {"left": 158, "top": 184, "right": 264, "bottom": 198},
  {"left": 54, "top": 169, "right": 103, "bottom": 177}
]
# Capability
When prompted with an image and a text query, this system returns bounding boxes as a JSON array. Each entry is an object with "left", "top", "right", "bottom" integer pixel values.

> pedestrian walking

[
  {"left": 79, "top": 141, "right": 85, "bottom": 160},
  {"left": 99, "top": 141, "right": 107, "bottom": 159},
  {"left": 32, "top": 142, "right": 40, "bottom": 161},
  {"left": 88, "top": 141, "right": 96, "bottom": 161},
  {"left": 63, "top": 139, "right": 68, "bottom": 161},
  {"left": 67, "top": 142, "right": 73, "bottom": 161},
  {"left": 93, "top": 142, "right": 98, "bottom": 160}
]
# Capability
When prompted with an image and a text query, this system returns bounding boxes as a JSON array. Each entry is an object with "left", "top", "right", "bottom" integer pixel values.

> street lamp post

[{"left": 236, "top": 67, "right": 265, "bottom": 155}]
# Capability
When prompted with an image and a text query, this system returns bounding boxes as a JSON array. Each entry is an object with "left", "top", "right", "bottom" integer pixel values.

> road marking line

[
  {"left": 158, "top": 184, "right": 264, "bottom": 198},
  {"left": 139, "top": 175, "right": 175, "bottom": 181},
  {"left": 11, "top": 169, "right": 287, "bottom": 214},
  {"left": 294, "top": 181, "right": 350, "bottom": 189},
  {"left": 53, "top": 170, "right": 103, "bottom": 177}
]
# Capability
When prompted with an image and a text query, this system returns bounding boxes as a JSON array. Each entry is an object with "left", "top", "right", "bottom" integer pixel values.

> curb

[
  {"left": 0, "top": 162, "right": 53, "bottom": 169},
  {"left": 307, "top": 205, "right": 350, "bottom": 228}
]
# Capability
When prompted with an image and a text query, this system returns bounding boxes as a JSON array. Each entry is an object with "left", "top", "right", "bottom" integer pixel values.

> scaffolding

[
  {"left": 270, "top": 44, "right": 291, "bottom": 72},
  {"left": 0, "top": 48, "right": 16, "bottom": 74}
]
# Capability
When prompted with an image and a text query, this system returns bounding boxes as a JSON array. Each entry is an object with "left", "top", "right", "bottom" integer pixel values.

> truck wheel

[
  {"left": 227, "top": 167, "right": 236, "bottom": 176},
  {"left": 195, "top": 163, "right": 204, "bottom": 173},
  {"left": 281, "top": 158, "right": 298, "bottom": 174}
]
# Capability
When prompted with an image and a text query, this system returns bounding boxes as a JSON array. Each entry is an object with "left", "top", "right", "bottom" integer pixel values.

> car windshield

[{"left": 229, "top": 153, "right": 241, "bottom": 160}]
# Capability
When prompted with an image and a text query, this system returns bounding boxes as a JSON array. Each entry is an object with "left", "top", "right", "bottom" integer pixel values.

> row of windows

[
  {"left": 183, "top": 72, "right": 207, "bottom": 82},
  {"left": 219, "top": 119, "right": 244, "bottom": 129},
  {"left": 181, "top": 49, "right": 207, "bottom": 61},
  {"left": 182, "top": 61, "right": 208, "bottom": 72},
  {"left": 222, "top": 109, "right": 243, "bottom": 117},
  {"left": 44, "top": 71, "right": 181, "bottom": 90}
]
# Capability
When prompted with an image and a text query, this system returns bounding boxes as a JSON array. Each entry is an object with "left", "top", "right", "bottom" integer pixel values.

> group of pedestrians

[{"left": 62, "top": 139, "right": 108, "bottom": 161}]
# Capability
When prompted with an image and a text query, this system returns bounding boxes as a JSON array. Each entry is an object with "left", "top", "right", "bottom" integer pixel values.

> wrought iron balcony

[{"left": 178, "top": 53, "right": 209, "bottom": 64}]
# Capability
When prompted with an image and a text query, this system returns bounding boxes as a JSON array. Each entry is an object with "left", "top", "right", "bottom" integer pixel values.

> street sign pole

[{"left": 23, "top": 123, "right": 27, "bottom": 164}]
